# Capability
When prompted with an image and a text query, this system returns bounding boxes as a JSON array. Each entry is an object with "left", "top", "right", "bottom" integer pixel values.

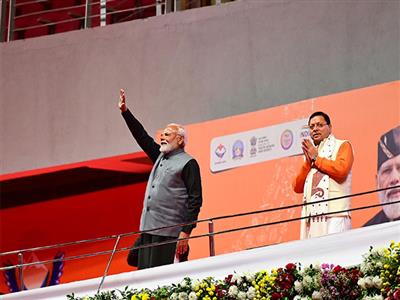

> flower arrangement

[{"left": 67, "top": 241, "right": 400, "bottom": 300}]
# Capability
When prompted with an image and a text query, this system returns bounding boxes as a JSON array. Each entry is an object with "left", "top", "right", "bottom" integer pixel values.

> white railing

[{"left": 0, "top": 0, "right": 233, "bottom": 42}]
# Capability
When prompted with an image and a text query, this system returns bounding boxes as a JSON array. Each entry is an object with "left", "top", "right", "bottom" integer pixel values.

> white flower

[
  {"left": 360, "top": 263, "right": 371, "bottom": 274},
  {"left": 377, "top": 247, "right": 386, "bottom": 256},
  {"left": 358, "top": 277, "right": 366, "bottom": 289},
  {"left": 178, "top": 292, "right": 188, "bottom": 300},
  {"left": 191, "top": 279, "right": 200, "bottom": 290},
  {"left": 294, "top": 296, "right": 310, "bottom": 300},
  {"left": 376, "top": 262, "right": 383, "bottom": 268},
  {"left": 170, "top": 293, "right": 178, "bottom": 300},
  {"left": 246, "top": 286, "right": 256, "bottom": 299},
  {"left": 371, "top": 247, "right": 385, "bottom": 257},
  {"left": 180, "top": 279, "right": 188, "bottom": 288},
  {"left": 232, "top": 273, "right": 242, "bottom": 284},
  {"left": 303, "top": 275, "right": 313, "bottom": 287},
  {"left": 372, "top": 276, "right": 382, "bottom": 288},
  {"left": 294, "top": 280, "right": 303, "bottom": 293},
  {"left": 312, "top": 291, "right": 322, "bottom": 300},
  {"left": 365, "top": 276, "right": 373, "bottom": 288},
  {"left": 228, "top": 285, "right": 239, "bottom": 296},
  {"left": 237, "top": 291, "right": 247, "bottom": 300},
  {"left": 362, "top": 295, "right": 384, "bottom": 300},
  {"left": 188, "top": 292, "right": 197, "bottom": 300},
  {"left": 312, "top": 262, "right": 321, "bottom": 271},
  {"left": 244, "top": 271, "right": 256, "bottom": 282},
  {"left": 370, "top": 249, "right": 378, "bottom": 256}
]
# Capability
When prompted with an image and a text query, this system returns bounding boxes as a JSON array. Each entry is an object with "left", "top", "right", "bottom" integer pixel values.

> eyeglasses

[{"left": 308, "top": 123, "right": 328, "bottom": 130}]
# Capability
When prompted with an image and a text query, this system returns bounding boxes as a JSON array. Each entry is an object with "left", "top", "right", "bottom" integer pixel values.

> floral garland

[{"left": 67, "top": 241, "right": 400, "bottom": 300}]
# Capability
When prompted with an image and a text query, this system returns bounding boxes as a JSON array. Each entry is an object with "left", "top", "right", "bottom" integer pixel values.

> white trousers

[
  {"left": 327, "top": 216, "right": 352, "bottom": 234},
  {"left": 307, "top": 216, "right": 351, "bottom": 239}
]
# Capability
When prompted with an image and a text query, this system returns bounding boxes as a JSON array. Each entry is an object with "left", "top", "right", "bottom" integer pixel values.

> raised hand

[
  {"left": 302, "top": 139, "right": 318, "bottom": 163},
  {"left": 118, "top": 89, "right": 127, "bottom": 112}
]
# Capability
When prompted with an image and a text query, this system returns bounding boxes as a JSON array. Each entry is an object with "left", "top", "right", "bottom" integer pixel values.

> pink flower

[{"left": 393, "top": 289, "right": 400, "bottom": 300}]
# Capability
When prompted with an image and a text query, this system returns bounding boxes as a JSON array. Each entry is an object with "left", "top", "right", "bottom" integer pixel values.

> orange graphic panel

[{"left": 185, "top": 81, "right": 399, "bottom": 260}]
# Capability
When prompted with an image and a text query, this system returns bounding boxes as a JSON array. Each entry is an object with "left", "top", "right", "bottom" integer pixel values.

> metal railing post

[
  {"left": 0, "top": 0, "right": 8, "bottom": 42},
  {"left": 100, "top": 0, "right": 106, "bottom": 26},
  {"left": 165, "top": 0, "right": 173, "bottom": 13},
  {"left": 84, "top": 0, "right": 92, "bottom": 28},
  {"left": 7, "top": 0, "right": 15, "bottom": 41},
  {"left": 156, "top": 0, "right": 165, "bottom": 15},
  {"left": 208, "top": 220, "right": 215, "bottom": 256},
  {"left": 97, "top": 235, "right": 121, "bottom": 294},
  {"left": 18, "top": 252, "right": 24, "bottom": 289},
  {"left": 174, "top": 0, "right": 182, "bottom": 12}
]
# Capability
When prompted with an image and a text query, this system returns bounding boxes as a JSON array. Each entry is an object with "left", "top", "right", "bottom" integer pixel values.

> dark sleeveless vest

[{"left": 140, "top": 148, "right": 193, "bottom": 237}]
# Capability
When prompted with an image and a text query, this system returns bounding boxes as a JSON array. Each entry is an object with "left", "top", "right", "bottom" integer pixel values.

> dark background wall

[{"left": 1, "top": 0, "right": 399, "bottom": 174}]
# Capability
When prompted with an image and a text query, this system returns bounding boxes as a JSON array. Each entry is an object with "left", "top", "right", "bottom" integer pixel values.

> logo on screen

[
  {"left": 280, "top": 129, "right": 294, "bottom": 150},
  {"left": 232, "top": 140, "right": 245, "bottom": 160},
  {"left": 215, "top": 144, "right": 227, "bottom": 159},
  {"left": 300, "top": 127, "right": 310, "bottom": 141}
]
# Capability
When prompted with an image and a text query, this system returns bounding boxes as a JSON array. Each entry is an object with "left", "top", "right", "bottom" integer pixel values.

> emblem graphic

[
  {"left": 232, "top": 140, "right": 244, "bottom": 159},
  {"left": 280, "top": 129, "right": 294, "bottom": 150},
  {"left": 214, "top": 144, "right": 226, "bottom": 159},
  {"left": 300, "top": 125, "right": 311, "bottom": 141},
  {"left": 4, "top": 252, "right": 65, "bottom": 293}
]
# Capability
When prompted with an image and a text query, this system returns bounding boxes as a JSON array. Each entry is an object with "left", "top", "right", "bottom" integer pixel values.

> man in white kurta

[{"left": 293, "top": 111, "right": 354, "bottom": 239}]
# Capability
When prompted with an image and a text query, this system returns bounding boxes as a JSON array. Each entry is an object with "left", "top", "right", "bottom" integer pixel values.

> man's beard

[
  {"left": 379, "top": 191, "right": 400, "bottom": 220},
  {"left": 160, "top": 143, "right": 174, "bottom": 153}
]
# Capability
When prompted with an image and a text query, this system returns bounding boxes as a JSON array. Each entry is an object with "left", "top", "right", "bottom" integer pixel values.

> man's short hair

[
  {"left": 308, "top": 111, "right": 331, "bottom": 125},
  {"left": 377, "top": 126, "right": 400, "bottom": 170}
]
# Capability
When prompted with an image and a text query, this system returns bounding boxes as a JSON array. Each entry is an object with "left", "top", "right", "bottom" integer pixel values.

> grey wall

[{"left": 1, "top": 0, "right": 399, "bottom": 174}]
